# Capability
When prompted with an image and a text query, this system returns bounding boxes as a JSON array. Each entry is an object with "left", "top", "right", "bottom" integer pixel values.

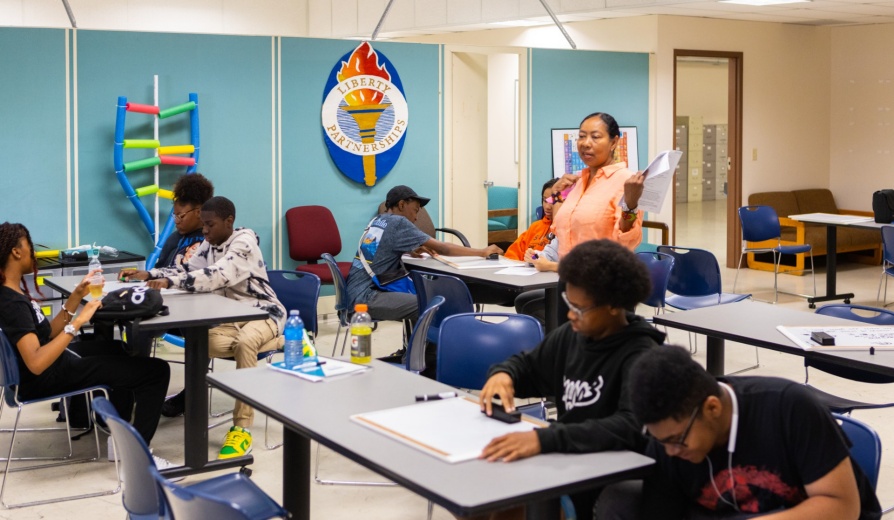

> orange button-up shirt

[{"left": 552, "top": 163, "right": 643, "bottom": 259}]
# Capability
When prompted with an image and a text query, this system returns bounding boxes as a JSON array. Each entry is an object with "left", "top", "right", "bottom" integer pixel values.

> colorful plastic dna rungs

[{"left": 114, "top": 93, "right": 200, "bottom": 268}]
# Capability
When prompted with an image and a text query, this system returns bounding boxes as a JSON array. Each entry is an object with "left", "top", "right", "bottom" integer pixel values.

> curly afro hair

[
  {"left": 557, "top": 239, "right": 651, "bottom": 310},
  {"left": 173, "top": 173, "right": 214, "bottom": 206}
]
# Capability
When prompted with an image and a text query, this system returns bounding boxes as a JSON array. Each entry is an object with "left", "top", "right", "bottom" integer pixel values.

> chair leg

[
  {"left": 809, "top": 250, "right": 816, "bottom": 299},
  {"left": 331, "top": 322, "right": 344, "bottom": 357},
  {"left": 313, "top": 441, "right": 397, "bottom": 486},
  {"left": 773, "top": 250, "right": 781, "bottom": 304},
  {"left": 732, "top": 251, "right": 747, "bottom": 293},
  {"left": 427, "top": 500, "right": 434, "bottom": 520}
]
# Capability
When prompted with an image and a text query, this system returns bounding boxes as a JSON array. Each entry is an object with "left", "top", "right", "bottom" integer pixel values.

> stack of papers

[
  {"left": 267, "top": 356, "right": 371, "bottom": 382},
  {"left": 431, "top": 255, "right": 525, "bottom": 270}
]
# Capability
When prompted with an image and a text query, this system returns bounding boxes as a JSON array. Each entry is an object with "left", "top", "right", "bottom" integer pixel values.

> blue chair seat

[
  {"left": 487, "top": 220, "right": 508, "bottom": 231},
  {"left": 176, "top": 472, "right": 288, "bottom": 519},
  {"left": 777, "top": 244, "right": 812, "bottom": 255},
  {"left": 665, "top": 292, "right": 750, "bottom": 311}
]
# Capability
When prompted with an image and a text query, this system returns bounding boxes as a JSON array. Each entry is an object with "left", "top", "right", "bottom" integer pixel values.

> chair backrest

[
  {"left": 151, "top": 466, "right": 255, "bottom": 520},
  {"left": 266, "top": 270, "right": 321, "bottom": 336},
  {"left": 636, "top": 252, "right": 675, "bottom": 309},
  {"left": 487, "top": 186, "right": 519, "bottom": 230},
  {"left": 738, "top": 205, "right": 782, "bottom": 243},
  {"left": 833, "top": 413, "right": 882, "bottom": 489},
  {"left": 437, "top": 313, "right": 544, "bottom": 389},
  {"left": 436, "top": 312, "right": 543, "bottom": 390},
  {"left": 657, "top": 246, "right": 723, "bottom": 297},
  {"left": 92, "top": 396, "right": 162, "bottom": 518},
  {"left": 285, "top": 205, "right": 343, "bottom": 262},
  {"left": 0, "top": 330, "right": 20, "bottom": 407},
  {"left": 815, "top": 304, "right": 894, "bottom": 325},
  {"left": 410, "top": 271, "right": 475, "bottom": 332},
  {"left": 321, "top": 253, "right": 349, "bottom": 319},
  {"left": 406, "top": 296, "right": 445, "bottom": 373},
  {"left": 881, "top": 225, "right": 894, "bottom": 265}
]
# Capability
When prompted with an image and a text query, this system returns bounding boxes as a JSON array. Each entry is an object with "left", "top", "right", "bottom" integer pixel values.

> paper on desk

[
  {"left": 431, "top": 255, "right": 526, "bottom": 270},
  {"left": 620, "top": 150, "right": 683, "bottom": 214},
  {"left": 267, "top": 356, "right": 370, "bottom": 382},
  {"left": 777, "top": 325, "right": 894, "bottom": 351},
  {"left": 494, "top": 266, "right": 539, "bottom": 276}
]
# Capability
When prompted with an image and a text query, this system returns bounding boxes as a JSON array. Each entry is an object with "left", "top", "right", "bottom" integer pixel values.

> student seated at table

[
  {"left": 345, "top": 185, "right": 502, "bottom": 325},
  {"left": 595, "top": 346, "right": 882, "bottom": 520},
  {"left": 123, "top": 196, "right": 286, "bottom": 459},
  {"left": 0, "top": 222, "right": 171, "bottom": 459},
  {"left": 502, "top": 178, "right": 558, "bottom": 261},
  {"left": 128, "top": 173, "right": 214, "bottom": 358},
  {"left": 477, "top": 239, "right": 665, "bottom": 520}
]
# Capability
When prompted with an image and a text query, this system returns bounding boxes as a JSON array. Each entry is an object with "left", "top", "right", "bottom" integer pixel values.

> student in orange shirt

[{"left": 502, "top": 178, "right": 558, "bottom": 261}]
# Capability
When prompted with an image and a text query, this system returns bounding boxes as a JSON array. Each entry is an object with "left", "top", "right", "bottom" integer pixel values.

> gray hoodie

[{"left": 149, "top": 227, "right": 286, "bottom": 333}]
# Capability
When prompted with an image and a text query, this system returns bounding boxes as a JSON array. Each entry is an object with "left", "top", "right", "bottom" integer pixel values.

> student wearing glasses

[
  {"left": 156, "top": 173, "right": 214, "bottom": 268},
  {"left": 595, "top": 346, "right": 881, "bottom": 520},
  {"left": 476, "top": 239, "right": 665, "bottom": 520}
]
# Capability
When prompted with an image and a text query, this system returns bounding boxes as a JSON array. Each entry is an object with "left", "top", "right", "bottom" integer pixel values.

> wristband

[{"left": 622, "top": 210, "right": 638, "bottom": 222}]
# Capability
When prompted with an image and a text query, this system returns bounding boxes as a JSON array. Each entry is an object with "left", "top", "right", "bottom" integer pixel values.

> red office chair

[{"left": 285, "top": 206, "right": 351, "bottom": 284}]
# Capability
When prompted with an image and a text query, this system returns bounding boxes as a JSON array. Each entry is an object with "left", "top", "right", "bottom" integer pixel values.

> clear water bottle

[
  {"left": 284, "top": 310, "right": 304, "bottom": 370},
  {"left": 87, "top": 250, "right": 103, "bottom": 299},
  {"left": 350, "top": 304, "right": 373, "bottom": 364}
]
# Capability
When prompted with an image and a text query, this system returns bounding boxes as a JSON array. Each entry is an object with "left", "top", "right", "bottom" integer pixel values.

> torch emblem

[{"left": 322, "top": 42, "right": 409, "bottom": 187}]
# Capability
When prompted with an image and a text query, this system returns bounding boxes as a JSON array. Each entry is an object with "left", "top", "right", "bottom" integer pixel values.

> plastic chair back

[
  {"left": 0, "top": 331, "right": 20, "bottom": 407},
  {"left": 406, "top": 296, "right": 445, "bottom": 373},
  {"left": 266, "top": 270, "right": 321, "bottom": 336},
  {"left": 816, "top": 304, "right": 894, "bottom": 325},
  {"left": 738, "top": 205, "right": 782, "bottom": 243},
  {"left": 834, "top": 413, "right": 882, "bottom": 489},
  {"left": 410, "top": 271, "right": 475, "bottom": 344},
  {"left": 882, "top": 226, "right": 894, "bottom": 266},
  {"left": 285, "top": 205, "right": 343, "bottom": 262},
  {"left": 93, "top": 396, "right": 162, "bottom": 519},
  {"left": 321, "top": 253, "right": 349, "bottom": 322},
  {"left": 657, "top": 246, "right": 723, "bottom": 297},
  {"left": 487, "top": 186, "right": 519, "bottom": 231},
  {"left": 437, "top": 313, "right": 543, "bottom": 389},
  {"left": 636, "top": 252, "right": 675, "bottom": 309}
]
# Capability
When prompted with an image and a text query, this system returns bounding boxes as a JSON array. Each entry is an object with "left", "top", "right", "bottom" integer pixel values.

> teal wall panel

[
  {"left": 530, "top": 49, "right": 649, "bottom": 212},
  {"left": 75, "top": 31, "right": 274, "bottom": 259},
  {"left": 280, "top": 38, "right": 440, "bottom": 270},
  {"left": 0, "top": 28, "right": 68, "bottom": 248}
]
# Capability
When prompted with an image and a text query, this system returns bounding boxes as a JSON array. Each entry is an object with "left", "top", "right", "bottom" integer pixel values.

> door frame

[{"left": 673, "top": 49, "right": 744, "bottom": 268}]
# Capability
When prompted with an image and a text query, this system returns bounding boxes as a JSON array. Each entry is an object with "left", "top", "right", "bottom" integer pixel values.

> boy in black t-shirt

[{"left": 596, "top": 346, "right": 881, "bottom": 520}]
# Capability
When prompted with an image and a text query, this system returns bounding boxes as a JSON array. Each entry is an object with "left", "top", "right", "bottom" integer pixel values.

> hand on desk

[
  {"left": 480, "top": 372, "right": 515, "bottom": 414},
  {"left": 120, "top": 269, "right": 150, "bottom": 282},
  {"left": 480, "top": 431, "right": 541, "bottom": 463},
  {"left": 146, "top": 278, "right": 172, "bottom": 290},
  {"left": 483, "top": 244, "right": 504, "bottom": 257},
  {"left": 523, "top": 249, "right": 557, "bottom": 272}
]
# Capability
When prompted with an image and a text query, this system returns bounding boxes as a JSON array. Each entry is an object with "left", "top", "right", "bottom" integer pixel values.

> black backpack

[
  {"left": 90, "top": 285, "right": 169, "bottom": 332},
  {"left": 872, "top": 189, "right": 894, "bottom": 224}
]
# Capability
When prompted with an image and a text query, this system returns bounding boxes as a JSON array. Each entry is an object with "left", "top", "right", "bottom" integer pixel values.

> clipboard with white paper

[{"left": 620, "top": 150, "right": 683, "bottom": 214}]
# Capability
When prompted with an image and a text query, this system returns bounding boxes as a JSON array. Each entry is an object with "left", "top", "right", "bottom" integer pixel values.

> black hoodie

[{"left": 488, "top": 313, "right": 665, "bottom": 454}]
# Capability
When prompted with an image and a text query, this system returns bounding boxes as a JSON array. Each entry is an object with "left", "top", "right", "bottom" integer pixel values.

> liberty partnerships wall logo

[{"left": 321, "top": 42, "right": 409, "bottom": 187}]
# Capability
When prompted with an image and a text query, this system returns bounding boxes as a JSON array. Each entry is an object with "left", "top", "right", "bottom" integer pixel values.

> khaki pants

[{"left": 209, "top": 318, "right": 283, "bottom": 428}]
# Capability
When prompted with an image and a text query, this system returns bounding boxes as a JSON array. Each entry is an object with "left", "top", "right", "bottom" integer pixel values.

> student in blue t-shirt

[{"left": 345, "top": 185, "right": 502, "bottom": 323}]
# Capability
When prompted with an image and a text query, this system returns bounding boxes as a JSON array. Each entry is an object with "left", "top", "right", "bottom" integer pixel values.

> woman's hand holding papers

[{"left": 480, "top": 431, "right": 541, "bottom": 462}]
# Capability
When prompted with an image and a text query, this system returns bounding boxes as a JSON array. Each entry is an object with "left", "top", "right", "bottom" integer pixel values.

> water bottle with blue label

[{"left": 284, "top": 310, "right": 304, "bottom": 369}]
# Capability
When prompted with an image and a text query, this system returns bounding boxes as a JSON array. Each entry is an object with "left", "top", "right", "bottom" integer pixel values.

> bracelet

[
  {"left": 622, "top": 210, "right": 638, "bottom": 222},
  {"left": 62, "top": 306, "right": 76, "bottom": 322}
]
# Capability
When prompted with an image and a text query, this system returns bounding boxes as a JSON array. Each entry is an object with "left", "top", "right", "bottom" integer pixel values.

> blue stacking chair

[
  {"left": 0, "top": 330, "right": 118, "bottom": 508},
  {"left": 266, "top": 270, "right": 321, "bottom": 339},
  {"left": 636, "top": 251, "right": 675, "bottom": 316},
  {"left": 804, "top": 304, "right": 894, "bottom": 414},
  {"left": 877, "top": 225, "right": 894, "bottom": 306},
  {"left": 834, "top": 413, "right": 882, "bottom": 489},
  {"left": 734, "top": 205, "right": 815, "bottom": 303},
  {"left": 411, "top": 271, "right": 475, "bottom": 345},
  {"left": 94, "top": 396, "right": 287, "bottom": 520}
]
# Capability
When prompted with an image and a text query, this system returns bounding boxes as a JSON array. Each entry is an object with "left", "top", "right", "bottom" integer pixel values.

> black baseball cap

[{"left": 385, "top": 185, "right": 430, "bottom": 209}]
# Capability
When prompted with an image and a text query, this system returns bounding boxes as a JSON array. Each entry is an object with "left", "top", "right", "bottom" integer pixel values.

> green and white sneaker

[{"left": 218, "top": 426, "right": 252, "bottom": 459}]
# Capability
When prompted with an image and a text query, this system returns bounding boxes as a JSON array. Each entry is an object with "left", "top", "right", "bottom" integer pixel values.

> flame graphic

[{"left": 337, "top": 41, "right": 391, "bottom": 106}]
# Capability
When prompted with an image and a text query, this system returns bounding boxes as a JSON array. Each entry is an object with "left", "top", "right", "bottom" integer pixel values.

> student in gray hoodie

[
  {"left": 125, "top": 196, "right": 285, "bottom": 460},
  {"left": 477, "top": 239, "right": 665, "bottom": 520}
]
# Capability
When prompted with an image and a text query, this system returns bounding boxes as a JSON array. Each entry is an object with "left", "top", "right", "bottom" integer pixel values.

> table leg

[
  {"left": 807, "top": 225, "right": 853, "bottom": 308},
  {"left": 526, "top": 498, "right": 561, "bottom": 520},
  {"left": 283, "top": 427, "right": 311, "bottom": 520},
  {"left": 544, "top": 281, "right": 567, "bottom": 334},
  {"left": 706, "top": 335, "right": 725, "bottom": 376}
]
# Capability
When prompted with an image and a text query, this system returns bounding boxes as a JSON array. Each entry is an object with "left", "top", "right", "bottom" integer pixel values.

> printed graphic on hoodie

[{"left": 563, "top": 375, "right": 604, "bottom": 410}]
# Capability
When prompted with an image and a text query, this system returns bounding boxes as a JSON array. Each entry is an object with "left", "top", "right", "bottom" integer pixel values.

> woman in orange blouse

[{"left": 551, "top": 112, "right": 645, "bottom": 257}]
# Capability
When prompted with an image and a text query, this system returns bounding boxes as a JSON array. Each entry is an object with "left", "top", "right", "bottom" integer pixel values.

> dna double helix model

[{"left": 114, "top": 93, "right": 199, "bottom": 268}]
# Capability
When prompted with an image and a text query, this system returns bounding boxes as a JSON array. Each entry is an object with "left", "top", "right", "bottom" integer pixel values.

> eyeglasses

[
  {"left": 561, "top": 291, "right": 601, "bottom": 319},
  {"left": 648, "top": 403, "right": 701, "bottom": 448},
  {"left": 173, "top": 208, "right": 199, "bottom": 222}
]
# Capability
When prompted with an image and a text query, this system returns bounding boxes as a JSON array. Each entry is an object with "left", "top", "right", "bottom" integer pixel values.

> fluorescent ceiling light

[
  {"left": 720, "top": 0, "right": 809, "bottom": 5},
  {"left": 488, "top": 19, "right": 552, "bottom": 27}
]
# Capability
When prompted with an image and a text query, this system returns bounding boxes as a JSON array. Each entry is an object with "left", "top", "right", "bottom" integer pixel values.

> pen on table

[{"left": 415, "top": 392, "right": 458, "bottom": 402}]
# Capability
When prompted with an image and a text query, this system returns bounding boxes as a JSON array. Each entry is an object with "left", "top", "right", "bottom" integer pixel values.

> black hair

[
  {"left": 173, "top": 173, "right": 214, "bottom": 206},
  {"left": 0, "top": 222, "right": 41, "bottom": 298},
  {"left": 541, "top": 178, "right": 559, "bottom": 195},
  {"left": 579, "top": 112, "right": 621, "bottom": 139},
  {"left": 558, "top": 239, "right": 651, "bottom": 310},
  {"left": 629, "top": 346, "right": 721, "bottom": 424},
  {"left": 202, "top": 196, "right": 236, "bottom": 220}
]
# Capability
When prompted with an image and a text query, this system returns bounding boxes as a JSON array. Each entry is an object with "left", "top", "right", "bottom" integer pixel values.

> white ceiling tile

[
  {"left": 481, "top": 0, "right": 520, "bottom": 21},
  {"left": 330, "top": 0, "right": 358, "bottom": 36},
  {"left": 308, "top": 0, "right": 333, "bottom": 37},
  {"left": 358, "top": 0, "right": 387, "bottom": 36},
  {"left": 382, "top": 0, "right": 416, "bottom": 30},
  {"left": 415, "top": 0, "right": 448, "bottom": 27},
  {"left": 447, "top": 0, "right": 482, "bottom": 24},
  {"left": 519, "top": 0, "right": 549, "bottom": 17}
]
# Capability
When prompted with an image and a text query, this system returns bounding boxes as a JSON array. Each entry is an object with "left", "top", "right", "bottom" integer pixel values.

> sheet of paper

[
  {"left": 621, "top": 150, "right": 683, "bottom": 214},
  {"left": 494, "top": 266, "right": 539, "bottom": 276},
  {"left": 788, "top": 213, "right": 874, "bottom": 225},
  {"left": 432, "top": 255, "right": 526, "bottom": 270},
  {"left": 352, "top": 397, "right": 543, "bottom": 463},
  {"left": 267, "top": 356, "right": 371, "bottom": 382},
  {"left": 777, "top": 325, "right": 894, "bottom": 351}
]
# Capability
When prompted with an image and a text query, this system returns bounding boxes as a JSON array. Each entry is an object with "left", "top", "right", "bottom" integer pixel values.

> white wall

[
  {"left": 676, "top": 60, "right": 728, "bottom": 126},
  {"left": 487, "top": 53, "right": 519, "bottom": 188}
]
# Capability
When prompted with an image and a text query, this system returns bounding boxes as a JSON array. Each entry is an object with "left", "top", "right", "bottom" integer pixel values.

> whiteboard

[{"left": 351, "top": 397, "right": 545, "bottom": 464}]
